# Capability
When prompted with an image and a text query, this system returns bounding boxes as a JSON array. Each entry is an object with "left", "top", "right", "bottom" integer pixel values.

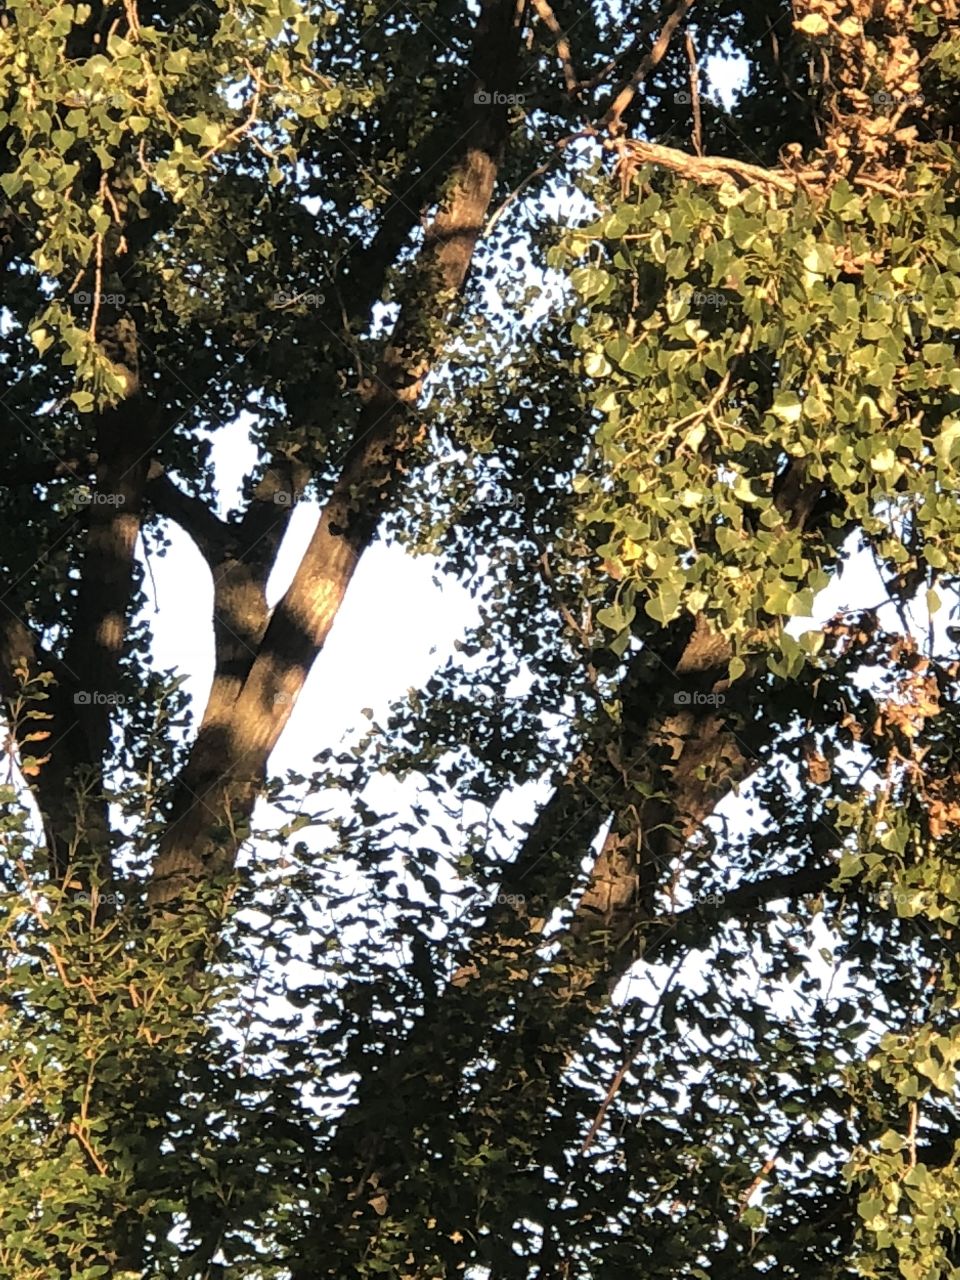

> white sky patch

[
  {"left": 142, "top": 491, "right": 480, "bottom": 775},
  {"left": 705, "top": 50, "right": 750, "bottom": 109}
]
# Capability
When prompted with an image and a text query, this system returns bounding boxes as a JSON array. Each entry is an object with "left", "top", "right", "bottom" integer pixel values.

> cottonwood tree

[{"left": 1, "top": 0, "right": 960, "bottom": 1277}]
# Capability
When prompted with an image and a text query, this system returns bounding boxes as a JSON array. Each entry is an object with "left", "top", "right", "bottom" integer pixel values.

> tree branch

[
  {"left": 63, "top": 389, "right": 155, "bottom": 763},
  {"left": 531, "top": 0, "right": 579, "bottom": 96},
  {"left": 576, "top": 0, "right": 679, "bottom": 93},
  {"left": 191, "top": 458, "right": 308, "bottom": 782},
  {"left": 48, "top": 308, "right": 157, "bottom": 885},
  {"left": 0, "top": 451, "right": 99, "bottom": 487},
  {"left": 603, "top": 0, "right": 698, "bottom": 133},
  {"left": 145, "top": 463, "right": 231, "bottom": 567},
  {"left": 149, "top": 0, "right": 529, "bottom": 906},
  {"left": 641, "top": 857, "right": 842, "bottom": 967},
  {"left": 0, "top": 603, "right": 111, "bottom": 884},
  {"left": 615, "top": 135, "right": 799, "bottom": 193}
]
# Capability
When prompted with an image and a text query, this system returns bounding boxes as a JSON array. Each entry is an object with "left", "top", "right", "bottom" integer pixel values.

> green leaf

[
  {"left": 596, "top": 603, "right": 632, "bottom": 632},
  {"left": 771, "top": 391, "right": 802, "bottom": 423},
  {"left": 71, "top": 390, "right": 95, "bottom": 413},
  {"left": 570, "top": 266, "right": 611, "bottom": 300},
  {"left": 30, "top": 327, "right": 54, "bottom": 355},
  {"left": 644, "top": 590, "right": 681, "bottom": 625},
  {"left": 728, "top": 655, "right": 746, "bottom": 682}
]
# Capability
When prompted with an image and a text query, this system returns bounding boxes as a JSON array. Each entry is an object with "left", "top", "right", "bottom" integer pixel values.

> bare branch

[
  {"left": 531, "top": 0, "right": 578, "bottom": 96},
  {"left": 685, "top": 31, "right": 702, "bottom": 156},
  {"left": 614, "top": 135, "right": 798, "bottom": 193},
  {"left": 581, "top": 952, "right": 686, "bottom": 1154},
  {"left": 603, "top": 0, "right": 698, "bottom": 134},
  {"left": 642, "top": 857, "right": 842, "bottom": 967},
  {"left": 576, "top": 0, "right": 676, "bottom": 93}
]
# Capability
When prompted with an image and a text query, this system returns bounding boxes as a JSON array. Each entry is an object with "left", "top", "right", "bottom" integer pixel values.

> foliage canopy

[{"left": 1, "top": 0, "right": 960, "bottom": 1277}]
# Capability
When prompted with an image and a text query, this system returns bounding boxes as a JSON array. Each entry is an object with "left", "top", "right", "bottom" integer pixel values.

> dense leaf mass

[{"left": 1, "top": 0, "right": 960, "bottom": 1278}]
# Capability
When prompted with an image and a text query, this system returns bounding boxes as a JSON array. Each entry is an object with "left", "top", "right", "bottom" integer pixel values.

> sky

[
  {"left": 136, "top": 313, "right": 944, "bottom": 1085},
  {"left": 12, "top": 38, "right": 959, "bottom": 1258},
  {"left": 11, "top": 38, "right": 945, "bottom": 1013},
  {"left": 144, "top": 420, "right": 482, "bottom": 779}
]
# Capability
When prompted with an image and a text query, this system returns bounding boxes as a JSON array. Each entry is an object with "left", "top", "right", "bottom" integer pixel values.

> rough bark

[
  {"left": 563, "top": 455, "right": 835, "bottom": 971},
  {"left": 0, "top": 612, "right": 112, "bottom": 884}
]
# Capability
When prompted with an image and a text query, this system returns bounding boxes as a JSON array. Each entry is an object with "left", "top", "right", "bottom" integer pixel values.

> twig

[
  {"left": 100, "top": 177, "right": 128, "bottom": 256},
  {"left": 199, "top": 66, "right": 262, "bottom": 163},
  {"left": 604, "top": 0, "right": 698, "bottom": 134},
  {"left": 47, "top": 942, "right": 78, "bottom": 989},
  {"left": 577, "top": 1, "right": 674, "bottom": 92},
  {"left": 852, "top": 174, "right": 916, "bottom": 198},
  {"left": 684, "top": 32, "right": 702, "bottom": 157},
  {"left": 123, "top": 0, "right": 140, "bottom": 36},
  {"left": 101, "top": 176, "right": 121, "bottom": 224},
  {"left": 483, "top": 130, "right": 593, "bottom": 236},
  {"left": 531, "top": 0, "right": 578, "bottom": 96},
  {"left": 580, "top": 953, "right": 685, "bottom": 1154},
  {"left": 89, "top": 232, "right": 104, "bottom": 342},
  {"left": 69, "top": 1121, "right": 109, "bottom": 1177},
  {"left": 485, "top": 0, "right": 699, "bottom": 235},
  {"left": 537, "top": 548, "right": 591, "bottom": 648},
  {"left": 613, "top": 324, "right": 752, "bottom": 470},
  {"left": 737, "top": 1156, "right": 778, "bottom": 1216}
]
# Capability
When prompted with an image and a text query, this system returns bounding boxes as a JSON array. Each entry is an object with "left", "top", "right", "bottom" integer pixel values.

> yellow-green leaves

[
  {"left": 559, "top": 141, "right": 960, "bottom": 675},
  {"left": 1, "top": 0, "right": 342, "bottom": 408}
]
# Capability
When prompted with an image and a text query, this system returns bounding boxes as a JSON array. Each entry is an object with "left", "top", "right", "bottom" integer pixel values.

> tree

[{"left": 1, "top": 0, "right": 960, "bottom": 1276}]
